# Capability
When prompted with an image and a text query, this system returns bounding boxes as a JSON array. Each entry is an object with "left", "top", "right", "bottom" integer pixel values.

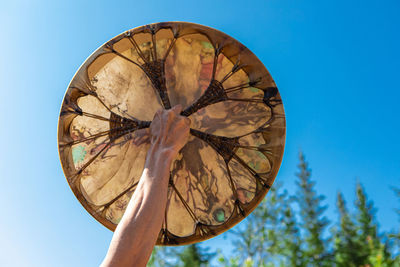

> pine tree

[
  {"left": 231, "top": 183, "right": 287, "bottom": 266},
  {"left": 389, "top": 187, "right": 400, "bottom": 264},
  {"left": 354, "top": 182, "right": 380, "bottom": 261},
  {"left": 391, "top": 187, "right": 400, "bottom": 244},
  {"left": 231, "top": 211, "right": 258, "bottom": 264},
  {"left": 280, "top": 198, "right": 304, "bottom": 266},
  {"left": 367, "top": 241, "right": 394, "bottom": 267},
  {"left": 294, "top": 152, "right": 330, "bottom": 266},
  {"left": 333, "top": 192, "right": 363, "bottom": 266},
  {"left": 254, "top": 184, "right": 288, "bottom": 266},
  {"left": 353, "top": 182, "right": 394, "bottom": 266}
]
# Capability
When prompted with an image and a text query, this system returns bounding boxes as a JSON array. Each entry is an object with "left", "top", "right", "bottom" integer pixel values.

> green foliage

[
  {"left": 149, "top": 151, "right": 400, "bottom": 267},
  {"left": 333, "top": 192, "right": 363, "bottom": 266},
  {"left": 355, "top": 182, "right": 395, "bottom": 265},
  {"left": 389, "top": 187, "right": 400, "bottom": 265},
  {"left": 355, "top": 182, "right": 380, "bottom": 254},
  {"left": 147, "top": 244, "right": 214, "bottom": 267},
  {"left": 390, "top": 188, "right": 400, "bottom": 245},
  {"left": 367, "top": 241, "right": 394, "bottom": 267},
  {"left": 147, "top": 246, "right": 173, "bottom": 267},
  {"left": 231, "top": 183, "right": 289, "bottom": 266},
  {"left": 217, "top": 251, "right": 240, "bottom": 267},
  {"left": 280, "top": 193, "right": 304, "bottom": 266},
  {"left": 176, "top": 244, "right": 215, "bottom": 267},
  {"left": 293, "top": 152, "right": 331, "bottom": 266},
  {"left": 333, "top": 184, "right": 396, "bottom": 267}
]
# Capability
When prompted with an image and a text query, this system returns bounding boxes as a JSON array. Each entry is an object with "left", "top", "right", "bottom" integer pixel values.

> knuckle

[{"left": 154, "top": 110, "right": 163, "bottom": 118}]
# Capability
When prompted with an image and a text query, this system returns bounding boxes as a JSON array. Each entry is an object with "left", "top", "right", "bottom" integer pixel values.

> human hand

[{"left": 149, "top": 105, "right": 191, "bottom": 159}]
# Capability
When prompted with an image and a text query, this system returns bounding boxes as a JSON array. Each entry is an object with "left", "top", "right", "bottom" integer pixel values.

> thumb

[{"left": 171, "top": 104, "right": 183, "bottom": 115}]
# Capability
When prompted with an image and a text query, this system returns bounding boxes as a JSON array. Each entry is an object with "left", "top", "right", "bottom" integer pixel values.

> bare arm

[{"left": 100, "top": 105, "right": 190, "bottom": 267}]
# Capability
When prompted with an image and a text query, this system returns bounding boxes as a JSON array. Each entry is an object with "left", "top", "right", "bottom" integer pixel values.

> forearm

[
  {"left": 101, "top": 105, "right": 190, "bottom": 267},
  {"left": 101, "top": 145, "right": 173, "bottom": 267}
]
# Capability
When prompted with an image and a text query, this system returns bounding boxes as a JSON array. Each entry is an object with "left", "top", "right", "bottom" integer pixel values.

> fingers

[
  {"left": 147, "top": 106, "right": 191, "bottom": 156},
  {"left": 155, "top": 106, "right": 190, "bottom": 126},
  {"left": 169, "top": 105, "right": 191, "bottom": 126},
  {"left": 154, "top": 105, "right": 184, "bottom": 118},
  {"left": 184, "top": 117, "right": 191, "bottom": 126},
  {"left": 132, "top": 128, "right": 150, "bottom": 145},
  {"left": 170, "top": 104, "right": 182, "bottom": 115},
  {"left": 134, "top": 128, "right": 150, "bottom": 139},
  {"left": 149, "top": 106, "right": 190, "bottom": 140}
]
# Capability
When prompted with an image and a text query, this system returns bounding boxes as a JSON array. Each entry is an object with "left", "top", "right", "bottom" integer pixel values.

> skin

[{"left": 100, "top": 105, "right": 191, "bottom": 267}]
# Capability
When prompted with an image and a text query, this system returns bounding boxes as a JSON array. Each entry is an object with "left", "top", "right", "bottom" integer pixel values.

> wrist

[
  {"left": 148, "top": 140, "right": 178, "bottom": 161},
  {"left": 144, "top": 143, "right": 175, "bottom": 180}
]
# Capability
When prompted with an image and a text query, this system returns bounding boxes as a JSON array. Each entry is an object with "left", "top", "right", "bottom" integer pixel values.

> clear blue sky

[{"left": 1, "top": 0, "right": 399, "bottom": 266}]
